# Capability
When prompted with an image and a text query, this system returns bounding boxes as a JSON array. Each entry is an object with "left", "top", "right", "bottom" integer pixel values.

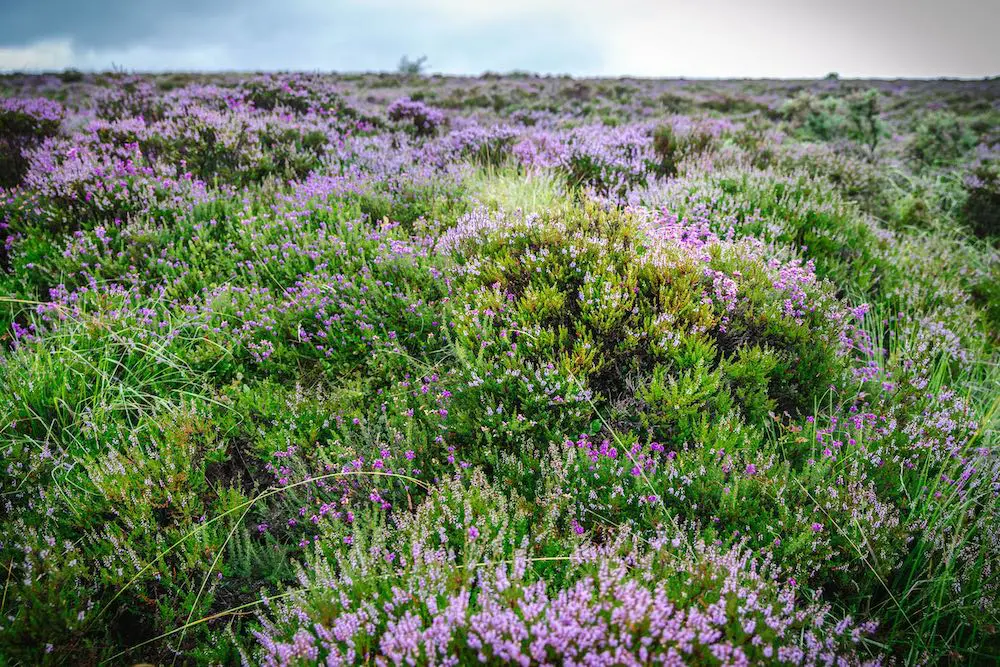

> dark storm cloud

[{"left": 0, "top": 0, "right": 247, "bottom": 48}]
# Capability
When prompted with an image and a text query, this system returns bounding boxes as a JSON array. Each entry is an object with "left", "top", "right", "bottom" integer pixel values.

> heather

[{"left": 0, "top": 72, "right": 997, "bottom": 666}]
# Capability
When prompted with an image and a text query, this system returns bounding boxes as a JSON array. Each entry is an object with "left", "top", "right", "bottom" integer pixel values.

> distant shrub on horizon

[{"left": 397, "top": 54, "right": 428, "bottom": 76}]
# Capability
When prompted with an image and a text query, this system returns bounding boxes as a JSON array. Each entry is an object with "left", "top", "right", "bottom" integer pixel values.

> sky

[{"left": 0, "top": 0, "right": 996, "bottom": 78}]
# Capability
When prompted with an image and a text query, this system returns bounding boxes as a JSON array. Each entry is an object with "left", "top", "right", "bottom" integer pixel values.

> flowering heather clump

[
  {"left": 387, "top": 97, "right": 446, "bottom": 137},
  {"left": 560, "top": 123, "right": 654, "bottom": 197},
  {"left": 254, "top": 518, "right": 882, "bottom": 666},
  {"left": 0, "top": 73, "right": 997, "bottom": 665},
  {"left": 0, "top": 96, "right": 64, "bottom": 187},
  {"left": 432, "top": 123, "right": 520, "bottom": 168}
]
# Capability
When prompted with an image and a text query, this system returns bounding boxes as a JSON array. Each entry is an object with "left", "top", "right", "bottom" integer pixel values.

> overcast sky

[{"left": 0, "top": 0, "right": 996, "bottom": 78}]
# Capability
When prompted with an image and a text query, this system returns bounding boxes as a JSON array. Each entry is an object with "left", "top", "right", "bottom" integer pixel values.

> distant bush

[
  {"left": 844, "top": 89, "right": 887, "bottom": 160},
  {"left": 780, "top": 92, "right": 845, "bottom": 142},
  {"left": 907, "top": 111, "right": 977, "bottom": 168},
  {"left": 780, "top": 89, "right": 887, "bottom": 159},
  {"left": 397, "top": 54, "right": 428, "bottom": 76},
  {"left": 243, "top": 79, "right": 312, "bottom": 113},
  {"left": 58, "top": 68, "right": 84, "bottom": 84}
]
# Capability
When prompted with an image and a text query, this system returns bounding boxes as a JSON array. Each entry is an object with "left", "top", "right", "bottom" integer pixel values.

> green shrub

[
  {"left": 907, "top": 111, "right": 977, "bottom": 168},
  {"left": 781, "top": 92, "right": 845, "bottom": 142},
  {"left": 962, "top": 159, "right": 1000, "bottom": 239},
  {"left": 442, "top": 203, "right": 851, "bottom": 471},
  {"left": 845, "top": 89, "right": 887, "bottom": 159},
  {"left": 649, "top": 124, "right": 717, "bottom": 178}
]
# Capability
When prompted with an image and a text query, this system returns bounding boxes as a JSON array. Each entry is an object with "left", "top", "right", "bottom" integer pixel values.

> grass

[{"left": 464, "top": 163, "right": 570, "bottom": 214}]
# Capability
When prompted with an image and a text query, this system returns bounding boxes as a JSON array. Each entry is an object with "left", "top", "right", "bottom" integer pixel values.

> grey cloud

[{"left": 0, "top": 0, "right": 252, "bottom": 48}]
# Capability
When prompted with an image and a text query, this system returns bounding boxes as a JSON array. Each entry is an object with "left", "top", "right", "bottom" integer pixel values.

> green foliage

[
  {"left": 780, "top": 89, "right": 888, "bottom": 159},
  {"left": 465, "top": 165, "right": 568, "bottom": 214},
  {"left": 649, "top": 124, "right": 716, "bottom": 178},
  {"left": 907, "top": 111, "right": 977, "bottom": 168},
  {"left": 58, "top": 68, "right": 85, "bottom": 84},
  {"left": 781, "top": 92, "right": 846, "bottom": 142},
  {"left": 720, "top": 345, "right": 779, "bottom": 423},
  {"left": 443, "top": 203, "right": 850, "bottom": 492},
  {"left": 668, "top": 169, "right": 893, "bottom": 297},
  {"left": 844, "top": 89, "right": 887, "bottom": 159},
  {"left": 962, "top": 159, "right": 1000, "bottom": 239}
]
